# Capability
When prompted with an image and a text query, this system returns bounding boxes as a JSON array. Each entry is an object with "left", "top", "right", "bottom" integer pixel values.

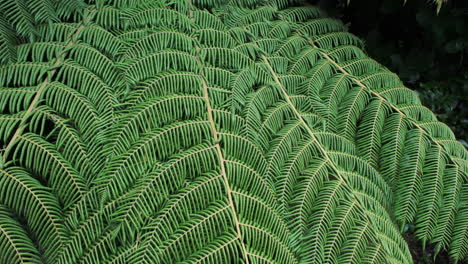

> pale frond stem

[
  {"left": 259, "top": 102, "right": 289, "bottom": 131},
  {"left": 188, "top": 3, "right": 249, "bottom": 261},
  {"left": 136, "top": 174, "right": 224, "bottom": 249},
  {"left": 324, "top": 199, "right": 357, "bottom": 259},
  {"left": 341, "top": 58, "right": 375, "bottom": 70},
  {"left": 160, "top": 205, "right": 230, "bottom": 253},
  {"left": 377, "top": 86, "right": 409, "bottom": 95},
  {"left": 307, "top": 40, "right": 454, "bottom": 162},
  {"left": 226, "top": 159, "right": 276, "bottom": 199},
  {"left": 232, "top": 189, "right": 287, "bottom": 227},
  {"left": 367, "top": 243, "right": 382, "bottom": 264},
  {"left": 262, "top": 54, "right": 397, "bottom": 257},
  {"left": 418, "top": 121, "right": 445, "bottom": 127},
  {"left": 16, "top": 134, "right": 84, "bottom": 194},
  {"left": 1, "top": 168, "right": 63, "bottom": 236},
  {"left": 192, "top": 237, "right": 239, "bottom": 264},
  {"left": 262, "top": 54, "right": 348, "bottom": 181},
  {"left": 77, "top": 228, "right": 116, "bottom": 262},
  {"left": 64, "top": 190, "right": 121, "bottom": 233},
  {"left": 295, "top": 158, "right": 328, "bottom": 213},
  {"left": 2, "top": 9, "right": 96, "bottom": 164},
  {"left": 247, "top": 252, "right": 275, "bottom": 263},
  {"left": 107, "top": 243, "right": 138, "bottom": 264},
  {"left": 201, "top": 66, "right": 250, "bottom": 264},
  {"left": 34, "top": 107, "right": 90, "bottom": 161},
  {"left": 0, "top": 223, "right": 23, "bottom": 263},
  {"left": 239, "top": 222, "right": 297, "bottom": 261},
  {"left": 2, "top": 69, "right": 54, "bottom": 164},
  {"left": 347, "top": 221, "right": 370, "bottom": 259}
]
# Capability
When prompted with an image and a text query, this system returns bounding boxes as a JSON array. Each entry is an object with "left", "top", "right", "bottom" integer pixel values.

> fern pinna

[{"left": 0, "top": 0, "right": 466, "bottom": 263}]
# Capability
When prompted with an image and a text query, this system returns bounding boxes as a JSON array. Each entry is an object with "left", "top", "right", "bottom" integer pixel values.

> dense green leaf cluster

[
  {"left": 320, "top": 0, "right": 468, "bottom": 147},
  {"left": 0, "top": 0, "right": 466, "bottom": 263}
]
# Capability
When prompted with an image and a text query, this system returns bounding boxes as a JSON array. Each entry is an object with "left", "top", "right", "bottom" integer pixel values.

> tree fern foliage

[{"left": 0, "top": 0, "right": 466, "bottom": 263}]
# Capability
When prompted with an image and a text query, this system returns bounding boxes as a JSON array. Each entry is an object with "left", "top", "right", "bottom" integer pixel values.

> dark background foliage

[
  {"left": 307, "top": 0, "right": 468, "bottom": 263},
  {"left": 309, "top": 0, "right": 468, "bottom": 148}
]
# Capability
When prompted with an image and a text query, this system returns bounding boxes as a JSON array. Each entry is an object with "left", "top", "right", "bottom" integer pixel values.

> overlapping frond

[{"left": 0, "top": 0, "right": 466, "bottom": 263}]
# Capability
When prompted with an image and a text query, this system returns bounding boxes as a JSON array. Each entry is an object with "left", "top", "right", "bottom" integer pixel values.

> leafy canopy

[{"left": 0, "top": 0, "right": 466, "bottom": 263}]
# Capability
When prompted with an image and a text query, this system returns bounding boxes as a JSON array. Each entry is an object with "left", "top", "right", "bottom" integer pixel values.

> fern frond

[
  {"left": 12, "top": 133, "right": 87, "bottom": 206},
  {"left": 0, "top": 1, "right": 466, "bottom": 263},
  {"left": 124, "top": 50, "right": 199, "bottom": 84},
  {"left": 0, "top": 168, "right": 65, "bottom": 262},
  {"left": 0, "top": 205, "right": 41, "bottom": 263},
  {"left": 0, "top": 13, "right": 17, "bottom": 64},
  {"left": 0, "top": 0, "right": 35, "bottom": 38}
]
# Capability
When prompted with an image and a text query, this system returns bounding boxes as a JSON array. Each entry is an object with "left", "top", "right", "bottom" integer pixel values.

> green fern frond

[
  {"left": 0, "top": 0, "right": 466, "bottom": 263},
  {"left": 0, "top": 205, "right": 42, "bottom": 263},
  {"left": 0, "top": 168, "right": 65, "bottom": 262}
]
